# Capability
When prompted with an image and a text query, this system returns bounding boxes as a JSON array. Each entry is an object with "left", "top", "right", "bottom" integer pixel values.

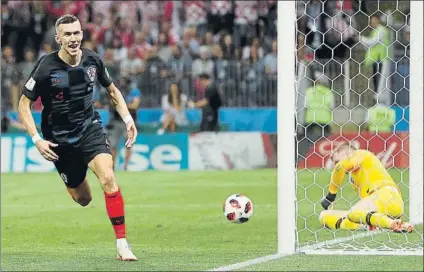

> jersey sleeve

[
  {"left": 96, "top": 57, "right": 113, "bottom": 88},
  {"left": 22, "top": 55, "right": 48, "bottom": 101},
  {"left": 329, "top": 153, "right": 360, "bottom": 194}
]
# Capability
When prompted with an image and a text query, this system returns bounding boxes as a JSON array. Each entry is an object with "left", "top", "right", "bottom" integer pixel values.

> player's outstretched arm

[
  {"left": 18, "top": 95, "right": 58, "bottom": 161},
  {"left": 105, "top": 83, "right": 137, "bottom": 147}
]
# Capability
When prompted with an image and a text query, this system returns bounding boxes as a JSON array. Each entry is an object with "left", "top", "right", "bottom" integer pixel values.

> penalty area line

[{"left": 206, "top": 231, "right": 380, "bottom": 271}]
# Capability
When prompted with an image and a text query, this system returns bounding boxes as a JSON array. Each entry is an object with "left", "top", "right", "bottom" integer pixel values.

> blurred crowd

[{"left": 1, "top": 0, "right": 278, "bottom": 111}]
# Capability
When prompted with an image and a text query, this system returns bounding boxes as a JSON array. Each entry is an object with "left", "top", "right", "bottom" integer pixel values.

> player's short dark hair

[
  {"left": 55, "top": 14, "right": 79, "bottom": 29},
  {"left": 198, "top": 73, "right": 211, "bottom": 80}
]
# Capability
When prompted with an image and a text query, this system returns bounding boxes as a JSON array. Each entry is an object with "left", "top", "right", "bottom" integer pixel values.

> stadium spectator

[
  {"left": 19, "top": 49, "right": 37, "bottom": 86},
  {"left": 211, "top": 44, "right": 237, "bottom": 106},
  {"left": 120, "top": 47, "right": 145, "bottom": 80},
  {"left": 103, "top": 47, "right": 121, "bottom": 81},
  {"left": 183, "top": 1, "right": 208, "bottom": 38},
  {"left": 111, "top": 35, "right": 128, "bottom": 63},
  {"left": 241, "top": 46, "right": 265, "bottom": 106},
  {"left": 158, "top": 82, "right": 190, "bottom": 134},
  {"left": 141, "top": 45, "right": 168, "bottom": 103},
  {"left": 365, "top": 99, "right": 396, "bottom": 133},
  {"left": 208, "top": 0, "right": 234, "bottom": 35},
  {"left": 167, "top": 44, "right": 193, "bottom": 96},
  {"left": 86, "top": 12, "right": 108, "bottom": 54},
  {"left": 131, "top": 31, "right": 152, "bottom": 60},
  {"left": 360, "top": 13, "right": 392, "bottom": 107},
  {"left": 1, "top": 45, "right": 20, "bottom": 111},
  {"left": 242, "top": 37, "right": 265, "bottom": 60},
  {"left": 304, "top": 72, "right": 334, "bottom": 143},
  {"left": 192, "top": 46, "right": 215, "bottom": 100},
  {"left": 221, "top": 34, "right": 236, "bottom": 60},
  {"left": 264, "top": 40, "right": 277, "bottom": 75},
  {"left": 234, "top": 1, "right": 258, "bottom": 48},
  {"left": 157, "top": 32, "right": 173, "bottom": 63},
  {"left": 192, "top": 46, "right": 214, "bottom": 79},
  {"left": 38, "top": 42, "right": 53, "bottom": 60}
]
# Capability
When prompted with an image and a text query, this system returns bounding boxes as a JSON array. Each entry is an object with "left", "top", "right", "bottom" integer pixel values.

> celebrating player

[
  {"left": 18, "top": 14, "right": 137, "bottom": 261},
  {"left": 319, "top": 142, "right": 414, "bottom": 233}
]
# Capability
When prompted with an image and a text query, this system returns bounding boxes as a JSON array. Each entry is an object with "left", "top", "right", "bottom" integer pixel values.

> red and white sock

[{"left": 104, "top": 188, "right": 126, "bottom": 239}]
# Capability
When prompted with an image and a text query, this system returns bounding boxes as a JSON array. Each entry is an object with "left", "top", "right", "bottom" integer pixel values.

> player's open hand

[
  {"left": 125, "top": 121, "right": 137, "bottom": 148},
  {"left": 35, "top": 140, "right": 59, "bottom": 161}
]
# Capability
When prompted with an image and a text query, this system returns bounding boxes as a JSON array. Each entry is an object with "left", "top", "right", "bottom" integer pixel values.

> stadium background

[{"left": 0, "top": 0, "right": 411, "bottom": 171}]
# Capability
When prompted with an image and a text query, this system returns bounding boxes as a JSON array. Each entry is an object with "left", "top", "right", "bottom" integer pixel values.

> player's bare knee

[
  {"left": 101, "top": 168, "right": 118, "bottom": 193},
  {"left": 76, "top": 195, "right": 92, "bottom": 207}
]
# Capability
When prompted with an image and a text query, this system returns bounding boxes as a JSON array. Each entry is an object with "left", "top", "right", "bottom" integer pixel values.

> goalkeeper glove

[{"left": 321, "top": 192, "right": 337, "bottom": 210}]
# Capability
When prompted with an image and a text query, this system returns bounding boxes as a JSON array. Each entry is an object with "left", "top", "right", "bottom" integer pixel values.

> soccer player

[
  {"left": 319, "top": 142, "right": 414, "bottom": 233},
  {"left": 18, "top": 14, "right": 138, "bottom": 261}
]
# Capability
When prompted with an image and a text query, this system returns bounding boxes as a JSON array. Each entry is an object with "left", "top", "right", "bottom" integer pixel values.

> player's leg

[
  {"left": 123, "top": 146, "right": 132, "bottom": 171},
  {"left": 106, "top": 121, "right": 121, "bottom": 169},
  {"left": 83, "top": 123, "right": 137, "bottom": 261},
  {"left": 319, "top": 210, "right": 363, "bottom": 231},
  {"left": 158, "top": 113, "right": 174, "bottom": 134},
  {"left": 53, "top": 146, "right": 92, "bottom": 206},
  {"left": 346, "top": 187, "right": 413, "bottom": 232},
  {"left": 373, "top": 186, "right": 413, "bottom": 233},
  {"left": 66, "top": 179, "right": 92, "bottom": 206}
]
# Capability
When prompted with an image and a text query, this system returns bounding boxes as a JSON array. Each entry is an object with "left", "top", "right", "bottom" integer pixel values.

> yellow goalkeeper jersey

[{"left": 329, "top": 149, "right": 398, "bottom": 198}]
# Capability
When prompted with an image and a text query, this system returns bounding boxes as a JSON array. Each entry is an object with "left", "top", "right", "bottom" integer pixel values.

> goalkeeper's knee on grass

[
  {"left": 319, "top": 211, "right": 362, "bottom": 230},
  {"left": 347, "top": 210, "right": 394, "bottom": 229}
]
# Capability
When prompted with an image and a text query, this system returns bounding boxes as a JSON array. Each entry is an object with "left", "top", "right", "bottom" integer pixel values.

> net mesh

[{"left": 295, "top": 0, "right": 423, "bottom": 253}]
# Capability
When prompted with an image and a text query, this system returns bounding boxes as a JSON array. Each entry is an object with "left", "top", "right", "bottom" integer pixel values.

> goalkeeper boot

[
  {"left": 116, "top": 239, "right": 138, "bottom": 261},
  {"left": 391, "top": 220, "right": 414, "bottom": 233}
]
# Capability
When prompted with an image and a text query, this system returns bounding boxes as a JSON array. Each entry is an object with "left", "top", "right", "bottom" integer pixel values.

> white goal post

[{"left": 278, "top": 0, "right": 423, "bottom": 257}]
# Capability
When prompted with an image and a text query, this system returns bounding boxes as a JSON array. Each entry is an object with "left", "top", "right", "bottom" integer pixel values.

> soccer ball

[{"left": 223, "top": 194, "right": 254, "bottom": 223}]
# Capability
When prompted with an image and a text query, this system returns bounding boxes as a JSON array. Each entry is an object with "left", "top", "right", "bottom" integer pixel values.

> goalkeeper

[{"left": 319, "top": 143, "right": 414, "bottom": 233}]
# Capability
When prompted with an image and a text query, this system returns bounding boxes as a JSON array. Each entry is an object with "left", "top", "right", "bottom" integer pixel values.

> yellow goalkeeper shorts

[{"left": 369, "top": 186, "right": 404, "bottom": 219}]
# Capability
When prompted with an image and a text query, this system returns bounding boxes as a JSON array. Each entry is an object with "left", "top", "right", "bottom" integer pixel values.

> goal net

[{"left": 278, "top": 0, "right": 423, "bottom": 256}]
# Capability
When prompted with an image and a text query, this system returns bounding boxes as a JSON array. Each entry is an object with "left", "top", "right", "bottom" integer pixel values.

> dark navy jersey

[{"left": 22, "top": 48, "right": 113, "bottom": 145}]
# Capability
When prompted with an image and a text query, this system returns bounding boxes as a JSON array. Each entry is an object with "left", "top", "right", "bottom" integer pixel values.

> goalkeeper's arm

[{"left": 321, "top": 160, "right": 355, "bottom": 210}]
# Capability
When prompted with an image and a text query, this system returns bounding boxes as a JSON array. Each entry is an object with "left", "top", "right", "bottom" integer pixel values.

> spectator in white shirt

[
  {"left": 242, "top": 37, "right": 264, "bottom": 60},
  {"left": 192, "top": 46, "right": 214, "bottom": 78},
  {"left": 264, "top": 40, "right": 277, "bottom": 75},
  {"left": 120, "top": 47, "right": 145, "bottom": 79},
  {"left": 158, "top": 82, "right": 190, "bottom": 134}
]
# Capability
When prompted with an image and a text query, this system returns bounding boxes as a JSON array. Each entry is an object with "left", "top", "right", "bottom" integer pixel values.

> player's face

[{"left": 56, "top": 21, "right": 83, "bottom": 57}]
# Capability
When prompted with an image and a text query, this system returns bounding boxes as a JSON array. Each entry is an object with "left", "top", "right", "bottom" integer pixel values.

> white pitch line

[
  {"left": 206, "top": 253, "right": 284, "bottom": 272},
  {"left": 206, "top": 230, "right": 395, "bottom": 271}
]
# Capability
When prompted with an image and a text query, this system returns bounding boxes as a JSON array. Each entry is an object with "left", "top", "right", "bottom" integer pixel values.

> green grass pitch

[{"left": 1, "top": 169, "right": 423, "bottom": 271}]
